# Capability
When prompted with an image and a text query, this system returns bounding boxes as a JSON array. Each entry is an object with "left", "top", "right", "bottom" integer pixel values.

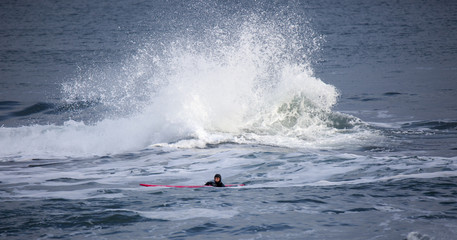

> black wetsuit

[
  {"left": 205, "top": 174, "right": 225, "bottom": 187},
  {"left": 205, "top": 180, "right": 225, "bottom": 187}
]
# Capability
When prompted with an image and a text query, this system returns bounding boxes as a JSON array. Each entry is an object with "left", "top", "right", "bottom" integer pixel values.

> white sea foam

[
  {"left": 407, "top": 232, "right": 432, "bottom": 240},
  {"left": 7, "top": 188, "right": 125, "bottom": 200},
  {"left": 0, "top": 11, "right": 379, "bottom": 161},
  {"left": 136, "top": 208, "right": 239, "bottom": 221}
]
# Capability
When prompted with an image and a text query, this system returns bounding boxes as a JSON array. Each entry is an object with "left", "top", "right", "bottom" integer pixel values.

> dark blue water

[{"left": 1, "top": 0, "right": 457, "bottom": 239}]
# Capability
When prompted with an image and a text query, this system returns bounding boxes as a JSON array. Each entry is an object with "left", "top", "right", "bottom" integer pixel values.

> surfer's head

[{"left": 214, "top": 174, "right": 222, "bottom": 183}]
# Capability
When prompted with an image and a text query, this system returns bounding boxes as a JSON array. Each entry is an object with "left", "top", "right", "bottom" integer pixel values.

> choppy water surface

[{"left": 1, "top": 0, "right": 456, "bottom": 239}]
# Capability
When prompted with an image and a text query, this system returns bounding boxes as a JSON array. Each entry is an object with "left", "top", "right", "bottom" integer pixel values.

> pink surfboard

[{"left": 139, "top": 184, "right": 245, "bottom": 188}]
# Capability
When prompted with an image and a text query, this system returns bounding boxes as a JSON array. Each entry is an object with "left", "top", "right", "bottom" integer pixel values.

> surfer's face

[{"left": 214, "top": 177, "right": 221, "bottom": 183}]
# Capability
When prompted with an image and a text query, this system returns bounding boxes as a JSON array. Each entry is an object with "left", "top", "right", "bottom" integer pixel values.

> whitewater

[{"left": 1, "top": 1, "right": 456, "bottom": 239}]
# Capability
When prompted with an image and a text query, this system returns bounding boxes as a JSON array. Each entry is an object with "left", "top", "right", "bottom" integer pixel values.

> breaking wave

[{"left": 0, "top": 2, "right": 379, "bottom": 160}]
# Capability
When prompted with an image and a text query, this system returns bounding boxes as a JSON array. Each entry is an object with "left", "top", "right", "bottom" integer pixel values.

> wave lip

[{"left": 401, "top": 120, "right": 457, "bottom": 131}]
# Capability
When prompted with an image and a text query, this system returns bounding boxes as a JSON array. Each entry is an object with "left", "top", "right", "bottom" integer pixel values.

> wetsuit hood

[{"left": 214, "top": 174, "right": 222, "bottom": 181}]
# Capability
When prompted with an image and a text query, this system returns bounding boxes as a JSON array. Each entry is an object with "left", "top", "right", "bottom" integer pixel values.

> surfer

[{"left": 205, "top": 174, "right": 225, "bottom": 187}]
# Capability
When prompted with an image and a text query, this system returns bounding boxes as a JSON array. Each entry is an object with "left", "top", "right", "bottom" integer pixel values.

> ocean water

[{"left": 1, "top": 0, "right": 457, "bottom": 239}]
